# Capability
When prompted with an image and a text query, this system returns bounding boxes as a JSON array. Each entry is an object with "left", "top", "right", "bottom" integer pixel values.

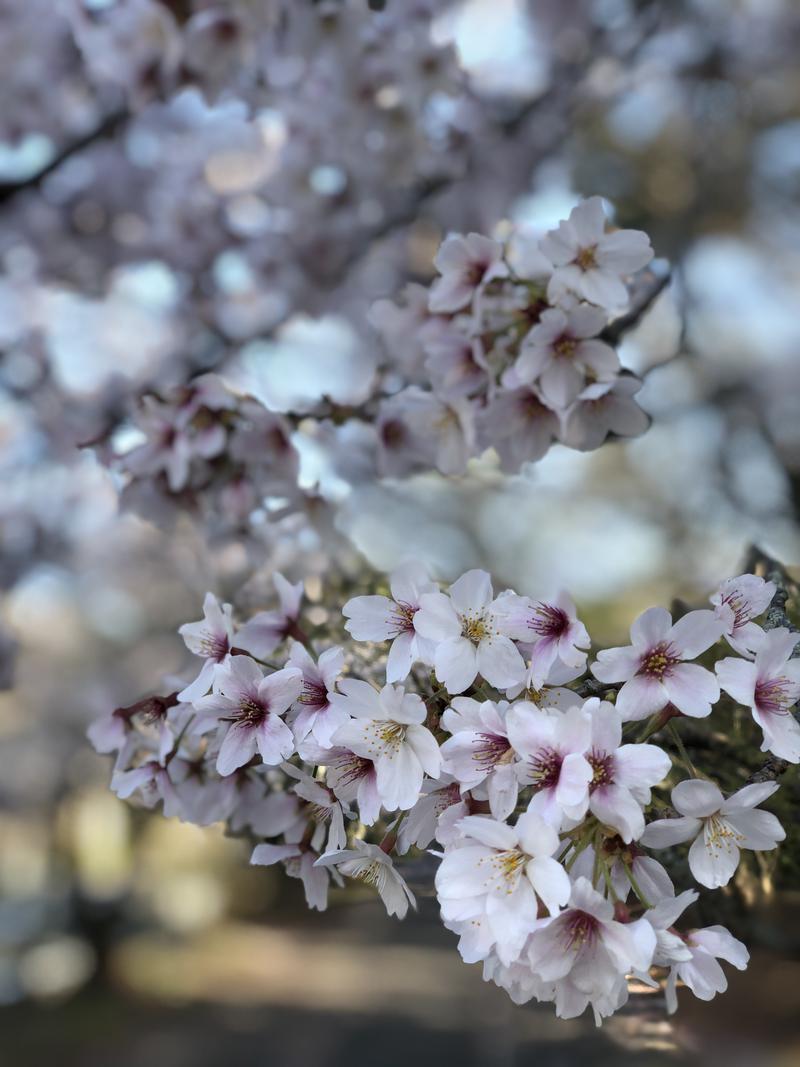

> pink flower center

[
  {"left": 553, "top": 335, "right": 577, "bottom": 359},
  {"left": 390, "top": 600, "right": 417, "bottom": 636},
  {"left": 563, "top": 909, "right": 599, "bottom": 949},
  {"left": 472, "top": 731, "right": 514, "bottom": 771},
  {"left": 333, "top": 753, "right": 374, "bottom": 787},
  {"left": 529, "top": 603, "right": 569, "bottom": 639},
  {"left": 755, "top": 677, "right": 797, "bottom": 716},
  {"left": 528, "top": 746, "right": 563, "bottom": 790},
  {"left": 640, "top": 641, "right": 678, "bottom": 680},
  {"left": 718, "top": 592, "right": 749, "bottom": 630},
  {"left": 200, "top": 630, "right": 230, "bottom": 662},
  {"left": 298, "top": 678, "right": 328, "bottom": 710},
  {"left": 235, "top": 696, "right": 267, "bottom": 726},
  {"left": 588, "top": 750, "right": 615, "bottom": 792}
]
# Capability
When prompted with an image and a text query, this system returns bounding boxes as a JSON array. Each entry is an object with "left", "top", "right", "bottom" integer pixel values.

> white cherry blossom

[
  {"left": 331, "top": 680, "right": 441, "bottom": 811},
  {"left": 342, "top": 560, "right": 437, "bottom": 683},
  {"left": 591, "top": 606, "right": 725, "bottom": 721},
  {"left": 716, "top": 627, "right": 800, "bottom": 762},
  {"left": 286, "top": 643, "right": 347, "bottom": 750},
  {"left": 665, "top": 925, "right": 748, "bottom": 1014},
  {"left": 414, "top": 569, "right": 526, "bottom": 694},
  {"left": 641, "top": 779, "right": 785, "bottom": 888},
  {"left": 178, "top": 592, "right": 235, "bottom": 702},
  {"left": 315, "top": 840, "right": 416, "bottom": 919},
  {"left": 497, "top": 591, "right": 590, "bottom": 686},
  {"left": 428, "top": 233, "right": 506, "bottom": 314},
  {"left": 440, "top": 698, "right": 519, "bottom": 820},
  {"left": 235, "top": 573, "right": 304, "bottom": 660},
  {"left": 711, "top": 573, "right": 775, "bottom": 655}
]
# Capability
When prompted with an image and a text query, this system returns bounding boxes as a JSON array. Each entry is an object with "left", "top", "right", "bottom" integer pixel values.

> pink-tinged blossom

[
  {"left": 287, "top": 643, "right": 347, "bottom": 750},
  {"left": 428, "top": 233, "right": 506, "bottom": 314},
  {"left": 436, "top": 812, "right": 570, "bottom": 965},
  {"left": 563, "top": 374, "right": 650, "bottom": 452},
  {"left": 497, "top": 592, "right": 590, "bottom": 686},
  {"left": 479, "top": 385, "right": 561, "bottom": 472},
  {"left": 711, "top": 573, "right": 775, "bottom": 655},
  {"left": 423, "top": 330, "right": 489, "bottom": 399},
  {"left": 325, "top": 747, "right": 382, "bottom": 826},
  {"left": 515, "top": 305, "right": 620, "bottom": 409},
  {"left": 342, "top": 560, "right": 437, "bottom": 683},
  {"left": 591, "top": 606, "right": 725, "bottom": 721},
  {"left": 228, "top": 781, "right": 303, "bottom": 839},
  {"left": 414, "top": 569, "right": 526, "bottom": 694},
  {"left": 178, "top": 593, "right": 235, "bottom": 702},
  {"left": 716, "top": 628, "right": 800, "bottom": 762},
  {"left": 234, "top": 573, "right": 304, "bottom": 660},
  {"left": 580, "top": 699, "right": 671, "bottom": 843},
  {"left": 397, "top": 776, "right": 469, "bottom": 854},
  {"left": 571, "top": 844, "right": 675, "bottom": 906},
  {"left": 505, "top": 702, "right": 593, "bottom": 827},
  {"left": 330, "top": 680, "right": 441, "bottom": 811},
  {"left": 642, "top": 779, "right": 785, "bottom": 889},
  {"left": 526, "top": 877, "right": 647, "bottom": 1013},
  {"left": 664, "top": 924, "right": 748, "bottom": 1014},
  {"left": 284, "top": 765, "right": 351, "bottom": 853},
  {"left": 315, "top": 840, "right": 416, "bottom": 919},
  {"left": 440, "top": 698, "right": 519, "bottom": 821},
  {"left": 111, "top": 760, "right": 183, "bottom": 818},
  {"left": 539, "top": 198, "right": 653, "bottom": 310},
  {"left": 251, "top": 843, "right": 337, "bottom": 912},
  {"left": 196, "top": 656, "right": 301, "bottom": 775},
  {"left": 376, "top": 387, "right": 476, "bottom": 477}
]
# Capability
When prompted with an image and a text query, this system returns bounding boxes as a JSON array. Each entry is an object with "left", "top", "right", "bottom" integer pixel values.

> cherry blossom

[
  {"left": 664, "top": 925, "right": 749, "bottom": 1014},
  {"left": 562, "top": 374, "right": 650, "bottom": 451},
  {"left": 315, "top": 840, "right": 416, "bottom": 919},
  {"left": 342, "top": 560, "right": 437, "bottom": 683},
  {"left": 505, "top": 702, "right": 593, "bottom": 827},
  {"left": 177, "top": 592, "right": 235, "bottom": 702},
  {"left": 515, "top": 305, "right": 620, "bottom": 409},
  {"left": 497, "top": 592, "right": 590, "bottom": 686},
  {"left": 526, "top": 877, "right": 650, "bottom": 1019},
  {"left": 591, "top": 607, "right": 725, "bottom": 721},
  {"left": 428, "top": 233, "right": 506, "bottom": 314},
  {"left": 195, "top": 656, "right": 302, "bottom": 775},
  {"left": 331, "top": 680, "right": 441, "bottom": 811},
  {"left": 414, "top": 569, "right": 525, "bottom": 694},
  {"left": 396, "top": 777, "right": 468, "bottom": 854},
  {"left": 539, "top": 198, "right": 653, "bottom": 310},
  {"left": 642, "top": 779, "right": 785, "bottom": 888},
  {"left": 325, "top": 747, "right": 382, "bottom": 827},
  {"left": 440, "top": 698, "right": 519, "bottom": 820},
  {"left": 436, "top": 812, "right": 570, "bottom": 965},
  {"left": 716, "top": 627, "right": 800, "bottom": 761},
  {"left": 286, "top": 644, "right": 347, "bottom": 751},
  {"left": 580, "top": 699, "right": 671, "bottom": 843},
  {"left": 711, "top": 573, "right": 776, "bottom": 655},
  {"left": 251, "top": 843, "right": 336, "bottom": 913},
  {"left": 235, "top": 574, "right": 305, "bottom": 660}
]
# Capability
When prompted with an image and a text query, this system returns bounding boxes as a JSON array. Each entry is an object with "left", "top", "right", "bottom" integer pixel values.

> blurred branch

[
  {"left": 602, "top": 270, "right": 672, "bottom": 345},
  {"left": 0, "top": 109, "right": 128, "bottom": 208}
]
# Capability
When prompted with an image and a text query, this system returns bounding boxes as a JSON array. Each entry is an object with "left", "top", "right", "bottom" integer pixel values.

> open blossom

[
  {"left": 315, "top": 840, "right": 416, "bottom": 919},
  {"left": 505, "top": 702, "right": 592, "bottom": 826},
  {"left": 284, "top": 765, "right": 351, "bottom": 853},
  {"left": 642, "top": 779, "right": 785, "bottom": 889},
  {"left": 111, "top": 759, "right": 183, "bottom": 818},
  {"left": 397, "top": 776, "right": 468, "bottom": 853},
  {"left": 286, "top": 643, "right": 347, "bottom": 750},
  {"left": 514, "top": 305, "right": 619, "bottom": 409},
  {"left": 479, "top": 385, "right": 561, "bottom": 472},
  {"left": 440, "top": 698, "right": 519, "bottom": 820},
  {"left": 591, "top": 606, "right": 725, "bottom": 721},
  {"left": 331, "top": 680, "right": 441, "bottom": 811},
  {"left": 178, "top": 593, "right": 235, "bottom": 702},
  {"left": 234, "top": 573, "right": 304, "bottom": 660},
  {"left": 497, "top": 592, "right": 590, "bottom": 686},
  {"left": 526, "top": 877, "right": 649, "bottom": 1016},
  {"left": 325, "top": 747, "right": 382, "bottom": 826},
  {"left": 414, "top": 569, "right": 525, "bottom": 694},
  {"left": 711, "top": 573, "right": 776, "bottom": 655},
  {"left": 251, "top": 842, "right": 337, "bottom": 912},
  {"left": 436, "top": 812, "right": 571, "bottom": 965},
  {"left": 196, "top": 656, "right": 302, "bottom": 775},
  {"left": 563, "top": 374, "right": 650, "bottom": 451},
  {"left": 428, "top": 232, "right": 506, "bottom": 314},
  {"left": 342, "top": 560, "right": 437, "bottom": 683},
  {"left": 579, "top": 699, "right": 671, "bottom": 843},
  {"left": 664, "top": 925, "right": 749, "bottom": 1014},
  {"left": 540, "top": 197, "right": 653, "bottom": 310},
  {"left": 716, "top": 627, "right": 800, "bottom": 762},
  {"left": 377, "top": 387, "right": 476, "bottom": 477}
]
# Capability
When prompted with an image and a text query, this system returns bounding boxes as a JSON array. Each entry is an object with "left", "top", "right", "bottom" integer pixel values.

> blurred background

[{"left": 2, "top": 0, "right": 800, "bottom": 1063}]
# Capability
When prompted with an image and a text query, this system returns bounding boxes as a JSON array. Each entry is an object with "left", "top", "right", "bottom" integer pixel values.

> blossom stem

[
  {"left": 622, "top": 860, "right": 652, "bottom": 909},
  {"left": 668, "top": 721, "right": 698, "bottom": 778}
]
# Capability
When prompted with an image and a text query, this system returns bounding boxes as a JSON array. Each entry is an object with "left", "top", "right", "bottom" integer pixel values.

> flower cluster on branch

[{"left": 90, "top": 562, "right": 797, "bottom": 1024}]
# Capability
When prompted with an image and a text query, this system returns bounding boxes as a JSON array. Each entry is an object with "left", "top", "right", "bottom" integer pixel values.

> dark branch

[
  {"left": 0, "top": 109, "right": 128, "bottom": 207},
  {"left": 601, "top": 269, "right": 672, "bottom": 345}
]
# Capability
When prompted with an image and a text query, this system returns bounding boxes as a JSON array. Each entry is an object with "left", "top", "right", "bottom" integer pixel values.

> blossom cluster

[
  {"left": 371, "top": 197, "right": 656, "bottom": 475},
  {"left": 89, "top": 564, "right": 795, "bottom": 1023},
  {"left": 111, "top": 372, "right": 302, "bottom": 528}
]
